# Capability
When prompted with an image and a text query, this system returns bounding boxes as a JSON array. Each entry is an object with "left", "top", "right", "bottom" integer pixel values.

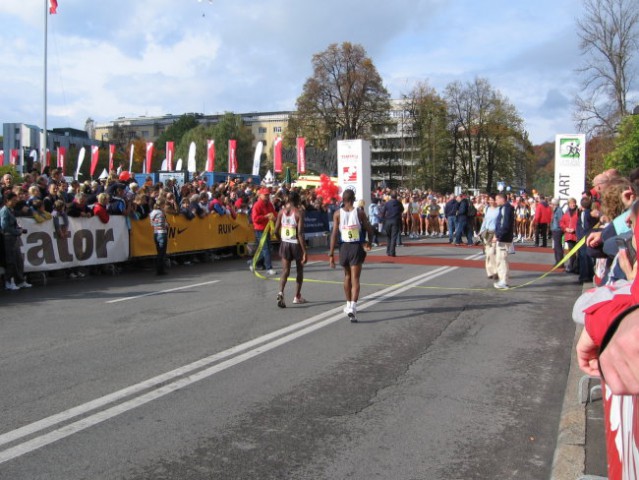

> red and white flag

[
  {"left": 206, "top": 140, "right": 215, "bottom": 172},
  {"left": 90, "top": 146, "right": 100, "bottom": 177},
  {"left": 296, "top": 137, "right": 306, "bottom": 174},
  {"left": 145, "top": 142, "right": 154, "bottom": 175},
  {"left": 57, "top": 146, "right": 66, "bottom": 175},
  {"left": 108, "top": 144, "right": 115, "bottom": 172},
  {"left": 228, "top": 139, "right": 237, "bottom": 174},
  {"left": 273, "top": 137, "right": 282, "bottom": 173},
  {"left": 0, "top": 150, "right": 4, "bottom": 165},
  {"left": 165, "top": 141, "right": 174, "bottom": 171},
  {"left": 49, "top": 0, "right": 58, "bottom": 14},
  {"left": 45, "top": 149, "right": 51, "bottom": 172},
  {"left": 9, "top": 149, "right": 18, "bottom": 166}
]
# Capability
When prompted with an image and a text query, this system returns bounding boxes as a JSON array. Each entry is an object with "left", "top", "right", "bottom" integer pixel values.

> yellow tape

[{"left": 251, "top": 230, "right": 587, "bottom": 292}]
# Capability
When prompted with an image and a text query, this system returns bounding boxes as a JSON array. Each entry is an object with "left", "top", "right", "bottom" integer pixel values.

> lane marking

[
  {"left": 105, "top": 280, "right": 220, "bottom": 304},
  {"left": 0, "top": 261, "right": 475, "bottom": 464}
]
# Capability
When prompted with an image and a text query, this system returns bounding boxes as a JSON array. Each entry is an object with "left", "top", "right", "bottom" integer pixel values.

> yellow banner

[{"left": 130, "top": 213, "right": 255, "bottom": 258}]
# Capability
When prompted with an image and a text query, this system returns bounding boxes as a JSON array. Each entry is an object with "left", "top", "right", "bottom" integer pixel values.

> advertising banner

[
  {"left": 554, "top": 134, "right": 586, "bottom": 207},
  {"left": 206, "top": 140, "right": 215, "bottom": 172},
  {"left": 228, "top": 139, "right": 237, "bottom": 174},
  {"left": 296, "top": 137, "right": 306, "bottom": 174},
  {"left": 337, "top": 139, "right": 371, "bottom": 205},
  {"left": 129, "top": 213, "right": 255, "bottom": 258},
  {"left": 274, "top": 137, "right": 282, "bottom": 173},
  {"left": 21, "top": 216, "right": 129, "bottom": 272}
]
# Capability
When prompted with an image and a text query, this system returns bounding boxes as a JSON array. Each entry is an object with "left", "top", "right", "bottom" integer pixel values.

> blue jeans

[
  {"left": 254, "top": 230, "right": 272, "bottom": 270},
  {"left": 455, "top": 216, "right": 472, "bottom": 245},
  {"left": 154, "top": 233, "right": 167, "bottom": 274},
  {"left": 447, "top": 216, "right": 456, "bottom": 242}
]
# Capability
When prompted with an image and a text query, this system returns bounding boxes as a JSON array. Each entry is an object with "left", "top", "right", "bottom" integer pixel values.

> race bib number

[
  {"left": 341, "top": 226, "right": 360, "bottom": 242},
  {"left": 281, "top": 226, "right": 297, "bottom": 241}
]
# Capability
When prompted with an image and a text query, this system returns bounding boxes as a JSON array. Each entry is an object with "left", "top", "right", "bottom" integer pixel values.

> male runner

[
  {"left": 274, "top": 191, "right": 308, "bottom": 307},
  {"left": 329, "top": 189, "right": 375, "bottom": 322}
]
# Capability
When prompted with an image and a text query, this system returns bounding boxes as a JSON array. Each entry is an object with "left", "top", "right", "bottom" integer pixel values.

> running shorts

[
  {"left": 279, "top": 241, "right": 303, "bottom": 262},
  {"left": 339, "top": 242, "right": 366, "bottom": 267}
]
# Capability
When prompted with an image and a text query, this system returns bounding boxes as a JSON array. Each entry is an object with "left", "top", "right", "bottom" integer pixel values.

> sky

[{"left": 0, "top": 0, "right": 588, "bottom": 145}]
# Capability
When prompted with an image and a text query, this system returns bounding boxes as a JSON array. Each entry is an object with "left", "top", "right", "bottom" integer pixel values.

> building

[
  {"left": 2, "top": 123, "right": 98, "bottom": 173},
  {"left": 93, "top": 111, "right": 292, "bottom": 164}
]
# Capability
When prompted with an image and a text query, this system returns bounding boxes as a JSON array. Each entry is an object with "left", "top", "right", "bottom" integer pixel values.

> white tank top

[
  {"left": 339, "top": 208, "right": 361, "bottom": 243},
  {"left": 280, "top": 210, "right": 298, "bottom": 244}
]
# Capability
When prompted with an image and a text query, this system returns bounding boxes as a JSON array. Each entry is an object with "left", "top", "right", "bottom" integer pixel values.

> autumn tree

[
  {"left": 295, "top": 42, "right": 391, "bottom": 148},
  {"left": 575, "top": 0, "right": 639, "bottom": 135},
  {"left": 605, "top": 113, "right": 639, "bottom": 174}
]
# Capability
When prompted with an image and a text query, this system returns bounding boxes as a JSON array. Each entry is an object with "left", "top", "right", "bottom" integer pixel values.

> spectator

[
  {"left": 67, "top": 192, "right": 93, "bottom": 218},
  {"left": 533, "top": 195, "right": 552, "bottom": 248},
  {"left": 93, "top": 193, "right": 110, "bottom": 223},
  {"left": 493, "top": 192, "right": 515, "bottom": 290},
  {"left": 0, "top": 192, "right": 31, "bottom": 290}
]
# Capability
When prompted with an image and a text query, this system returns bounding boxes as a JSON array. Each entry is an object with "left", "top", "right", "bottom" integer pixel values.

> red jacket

[
  {"left": 559, "top": 208, "right": 578, "bottom": 242},
  {"left": 251, "top": 198, "right": 275, "bottom": 231},
  {"left": 93, "top": 203, "right": 110, "bottom": 224},
  {"left": 534, "top": 201, "right": 552, "bottom": 224}
]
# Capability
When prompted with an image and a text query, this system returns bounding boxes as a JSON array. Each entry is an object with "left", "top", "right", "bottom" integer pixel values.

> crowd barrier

[{"left": 17, "top": 210, "right": 331, "bottom": 274}]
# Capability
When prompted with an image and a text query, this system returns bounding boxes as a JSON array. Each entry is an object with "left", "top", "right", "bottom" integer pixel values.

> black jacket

[{"left": 495, "top": 203, "right": 515, "bottom": 243}]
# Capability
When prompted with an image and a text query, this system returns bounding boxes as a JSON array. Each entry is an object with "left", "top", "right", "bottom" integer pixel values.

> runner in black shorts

[{"left": 329, "top": 189, "right": 375, "bottom": 322}]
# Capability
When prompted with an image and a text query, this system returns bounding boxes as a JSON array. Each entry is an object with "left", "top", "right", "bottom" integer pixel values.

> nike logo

[
  {"left": 231, "top": 225, "right": 240, "bottom": 231},
  {"left": 177, "top": 227, "right": 188, "bottom": 235}
]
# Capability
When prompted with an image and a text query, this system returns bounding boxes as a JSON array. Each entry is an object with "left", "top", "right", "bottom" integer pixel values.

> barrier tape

[{"left": 251, "top": 227, "right": 586, "bottom": 292}]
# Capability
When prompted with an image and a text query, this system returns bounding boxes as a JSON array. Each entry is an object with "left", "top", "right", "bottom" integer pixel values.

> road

[{"left": 0, "top": 240, "right": 579, "bottom": 479}]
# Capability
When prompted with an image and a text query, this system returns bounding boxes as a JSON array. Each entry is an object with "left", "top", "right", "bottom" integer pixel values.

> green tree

[
  {"left": 295, "top": 42, "right": 391, "bottom": 146},
  {"left": 156, "top": 114, "right": 200, "bottom": 147},
  {"left": 605, "top": 113, "right": 639, "bottom": 174}
]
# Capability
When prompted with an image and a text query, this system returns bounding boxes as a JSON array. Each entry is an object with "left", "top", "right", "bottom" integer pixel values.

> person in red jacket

[
  {"left": 250, "top": 187, "right": 277, "bottom": 275},
  {"left": 92, "top": 193, "right": 110, "bottom": 224},
  {"left": 559, "top": 198, "right": 579, "bottom": 273},
  {"left": 533, "top": 195, "right": 552, "bottom": 247}
]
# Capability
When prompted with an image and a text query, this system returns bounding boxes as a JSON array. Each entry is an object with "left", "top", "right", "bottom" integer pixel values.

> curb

[{"left": 550, "top": 323, "right": 586, "bottom": 480}]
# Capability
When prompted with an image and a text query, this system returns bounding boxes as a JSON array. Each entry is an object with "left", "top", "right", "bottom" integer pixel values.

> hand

[
  {"left": 599, "top": 309, "right": 639, "bottom": 394},
  {"left": 364, "top": 242, "right": 372, "bottom": 251},
  {"left": 586, "top": 231, "right": 602, "bottom": 248},
  {"left": 617, "top": 249, "right": 637, "bottom": 281},
  {"left": 329, "top": 256, "right": 335, "bottom": 269},
  {"left": 576, "top": 328, "right": 600, "bottom": 377},
  {"left": 302, "top": 252, "right": 308, "bottom": 265}
]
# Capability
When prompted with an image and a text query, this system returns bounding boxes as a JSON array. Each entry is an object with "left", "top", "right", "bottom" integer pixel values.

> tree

[
  {"left": 156, "top": 114, "right": 200, "bottom": 147},
  {"left": 605, "top": 113, "right": 639, "bottom": 174},
  {"left": 575, "top": 0, "right": 639, "bottom": 135},
  {"left": 295, "top": 42, "right": 391, "bottom": 147}
]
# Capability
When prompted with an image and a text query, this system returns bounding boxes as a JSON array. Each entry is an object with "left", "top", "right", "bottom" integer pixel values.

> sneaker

[
  {"left": 5, "top": 281, "right": 19, "bottom": 291},
  {"left": 69, "top": 272, "right": 78, "bottom": 279},
  {"left": 266, "top": 269, "right": 277, "bottom": 276},
  {"left": 348, "top": 304, "right": 358, "bottom": 322},
  {"left": 343, "top": 304, "right": 351, "bottom": 315},
  {"left": 16, "top": 281, "right": 32, "bottom": 288},
  {"left": 276, "top": 292, "right": 286, "bottom": 308},
  {"left": 293, "top": 296, "right": 307, "bottom": 304},
  {"left": 371, "top": 243, "right": 378, "bottom": 247},
  {"left": 77, "top": 271, "right": 86, "bottom": 278},
  {"left": 494, "top": 282, "right": 509, "bottom": 290},
  {"left": 249, "top": 265, "right": 254, "bottom": 272}
]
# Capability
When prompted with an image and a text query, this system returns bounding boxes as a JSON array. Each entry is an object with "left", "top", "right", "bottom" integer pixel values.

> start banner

[
  {"left": 21, "top": 216, "right": 130, "bottom": 272},
  {"left": 130, "top": 213, "right": 255, "bottom": 258}
]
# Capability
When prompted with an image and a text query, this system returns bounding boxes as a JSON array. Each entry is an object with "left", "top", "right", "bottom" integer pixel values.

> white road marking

[
  {"left": 105, "top": 280, "right": 220, "bottom": 304},
  {"left": 0, "top": 262, "right": 475, "bottom": 464}
]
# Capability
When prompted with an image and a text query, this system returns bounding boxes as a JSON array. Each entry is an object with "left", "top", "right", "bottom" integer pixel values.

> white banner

[
  {"left": 554, "top": 134, "right": 586, "bottom": 207},
  {"left": 20, "top": 216, "right": 130, "bottom": 272},
  {"left": 337, "top": 139, "right": 371, "bottom": 206}
]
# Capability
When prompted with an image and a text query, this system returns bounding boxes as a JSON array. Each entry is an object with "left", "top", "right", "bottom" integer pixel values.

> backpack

[{"left": 467, "top": 202, "right": 477, "bottom": 217}]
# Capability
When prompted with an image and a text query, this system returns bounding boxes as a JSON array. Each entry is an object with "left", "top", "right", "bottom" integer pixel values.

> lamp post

[{"left": 474, "top": 155, "right": 481, "bottom": 193}]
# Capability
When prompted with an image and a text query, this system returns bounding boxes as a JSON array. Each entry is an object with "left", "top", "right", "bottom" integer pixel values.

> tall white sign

[
  {"left": 554, "top": 134, "right": 586, "bottom": 207},
  {"left": 337, "top": 139, "right": 371, "bottom": 206}
]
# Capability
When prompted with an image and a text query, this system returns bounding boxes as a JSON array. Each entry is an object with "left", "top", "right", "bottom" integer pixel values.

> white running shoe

[
  {"left": 266, "top": 269, "right": 277, "bottom": 276},
  {"left": 5, "top": 281, "right": 19, "bottom": 291},
  {"left": 16, "top": 281, "right": 32, "bottom": 288},
  {"left": 493, "top": 282, "right": 509, "bottom": 290},
  {"left": 276, "top": 292, "right": 286, "bottom": 308},
  {"left": 293, "top": 296, "right": 307, "bottom": 304}
]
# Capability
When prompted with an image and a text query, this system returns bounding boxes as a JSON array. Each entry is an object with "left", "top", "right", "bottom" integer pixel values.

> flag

[
  {"left": 74, "top": 147, "right": 86, "bottom": 180},
  {"left": 49, "top": 0, "right": 58, "bottom": 14},
  {"left": 166, "top": 141, "right": 174, "bottom": 171},
  {"left": 296, "top": 137, "right": 306, "bottom": 174},
  {"left": 228, "top": 139, "right": 237, "bottom": 174},
  {"left": 128, "top": 144, "right": 134, "bottom": 172},
  {"left": 206, "top": 140, "right": 215, "bottom": 172},
  {"left": 57, "top": 146, "right": 66, "bottom": 175},
  {"left": 145, "top": 142, "right": 154, "bottom": 175},
  {"left": 9, "top": 149, "right": 18, "bottom": 166},
  {"left": 108, "top": 144, "right": 115, "bottom": 172},
  {"left": 90, "top": 146, "right": 99, "bottom": 177},
  {"left": 273, "top": 136, "right": 282, "bottom": 173},
  {"left": 45, "top": 149, "right": 51, "bottom": 171},
  {"left": 0, "top": 150, "right": 4, "bottom": 165}
]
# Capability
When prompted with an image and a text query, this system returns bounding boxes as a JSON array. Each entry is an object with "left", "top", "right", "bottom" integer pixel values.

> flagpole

[{"left": 43, "top": 0, "right": 48, "bottom": 171}]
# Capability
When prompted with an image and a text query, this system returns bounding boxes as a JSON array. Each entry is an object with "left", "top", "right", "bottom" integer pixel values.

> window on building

[
  {"left": 273, "top": 126, "right": 282, "bottom": 133},
  {"left": 258, "top": 127, "right": 267, "bottom": 134},
  {"left": 141, "top": 131, "right": 149, "bottom": 138}
]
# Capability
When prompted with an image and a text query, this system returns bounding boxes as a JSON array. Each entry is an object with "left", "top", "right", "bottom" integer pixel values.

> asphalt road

[{"left": 0, "top": 241, "right": 580, "bottom": 480}]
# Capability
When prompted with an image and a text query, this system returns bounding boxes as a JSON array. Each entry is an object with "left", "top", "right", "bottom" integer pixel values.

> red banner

[
  {"left": 90, "top": 146, "right": 99, "bottom": 177},
  {"left": 165, "top": 141, "right": 174, "bottom": 171},
  {"left": 145, "top": 142, "right": 154, "bottom": 174},
  {"left": 108, "top": 144, "right": 115, "bottom": 172},
  {"left": 206, "top": 140, "right": 215, "bottom": 172},
  {"left": 274, "top": 137, "right": 282, "bottom": 173},
  {"left": 57, "top": 146, "right": 66, "bottom": 174},
  {"left": 49, "top": 0, "right": 58, "bottom": 14},
  {"left": 9, "top": 149, "right": 18, "bottom": 166},
  {"left": 296, "top": 137, "right": 306, "bottom": 174},
  {"left": 228, "top": 139, "right": 237, "bottom": 174},
  {"left": 45, "top": 149, "right": 51, "bottom": 172},
  {"left": 0, "top": 150, "right": 4, "bottom": 165}
]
